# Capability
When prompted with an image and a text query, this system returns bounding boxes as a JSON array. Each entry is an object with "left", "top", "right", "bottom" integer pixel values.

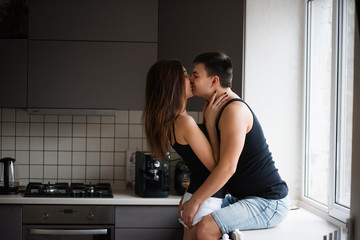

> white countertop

[{"left": 0, "top": 190, "right": 182, "bottom": 205}]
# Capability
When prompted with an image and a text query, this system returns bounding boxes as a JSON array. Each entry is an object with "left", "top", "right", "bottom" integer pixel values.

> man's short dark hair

[{"left": 193, "top": 51, "right": 233, "bottom": 88}]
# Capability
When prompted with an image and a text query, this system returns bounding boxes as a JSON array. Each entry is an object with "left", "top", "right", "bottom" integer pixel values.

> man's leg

[{"left": 194, "top": 214, "right": 222, "bottom": 240}]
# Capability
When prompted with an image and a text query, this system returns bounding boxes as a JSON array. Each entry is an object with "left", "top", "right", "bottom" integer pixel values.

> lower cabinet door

[{"left": 115, "top": 229, "right": 183, "bottom": 240}]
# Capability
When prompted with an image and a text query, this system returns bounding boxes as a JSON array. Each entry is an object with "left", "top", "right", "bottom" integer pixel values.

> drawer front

[
  {"left": 115, "top": 229, "right": 183, "bottom": 240},
  {"left": 115, "top": 206, "right": 182, "bottom": 228}
]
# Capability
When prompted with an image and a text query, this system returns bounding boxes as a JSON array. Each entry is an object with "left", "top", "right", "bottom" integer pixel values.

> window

[{"left": 304, "top": 0, "right": 354, "bottom": 222}]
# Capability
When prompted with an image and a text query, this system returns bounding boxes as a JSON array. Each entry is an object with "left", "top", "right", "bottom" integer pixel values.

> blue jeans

[{"left": 211, "top": 194, "right": 291, "bottom": 234}]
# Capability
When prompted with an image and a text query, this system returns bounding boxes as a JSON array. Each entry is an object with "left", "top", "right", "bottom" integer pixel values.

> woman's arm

[
  {"left": 175, "top": 93, "right": 228, "bottom": 171},
  {"left": 203, "top": 92, "right": 228, "bottom": 164}
]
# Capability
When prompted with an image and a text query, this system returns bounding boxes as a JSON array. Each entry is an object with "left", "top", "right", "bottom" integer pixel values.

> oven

[{"left": 22, "top": 205, "right": 114, "bottom": 240}]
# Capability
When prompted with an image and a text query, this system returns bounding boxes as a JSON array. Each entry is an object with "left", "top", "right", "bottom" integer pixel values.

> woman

[{"left": 143, "top": 59, "right": 228, "bottom": 239}]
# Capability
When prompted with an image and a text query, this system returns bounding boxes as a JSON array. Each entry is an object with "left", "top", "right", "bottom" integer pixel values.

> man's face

[{"left": 191, "top": 63, "right": 213, "bottom": 99}]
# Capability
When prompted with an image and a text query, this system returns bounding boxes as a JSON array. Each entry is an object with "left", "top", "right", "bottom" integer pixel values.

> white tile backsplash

[
  {"left": 72, "top": 137, "right": 86, "bottom": 151},
  {"left": 58, "top": 151, "right": 72, "bottom": 165},
  {"left": 87, "top": 152, "right": 100, "bottom": 165},
  {"left": 73, "top": 115, "right": 86, "bottom": 123},
  {"left": 30, "top": 137, "right": 43, "bottom": 151},
  {"left": 2, "top": 136, "right": 15, "bottom": 150},
  {"left": 101, "top": 152, "right": 114, "bottom": 165},
  {"left": 115, "top": 124, "right": 128, "bottom": 138},
  {"left": 44, "top": 151, "right": 57, "bottom": 165},
  {"left": 16, "top": 109, "right": 29, "bottom": 122},
  {"left": 44, "top": 165, "right": 57, "bottom": 178},
  {"left": 100, "top": 166, "right": 113, "bottom": 180},
  {"left": 129, "top": 124, "right": 142, "bottom": 138},
  {"left": 58, "top": 165, "right": 71, "bottom": 179},
  {"left": 73, "top": 124, "right": 86, "bottom": 137},
  {"left": 101, "top": 116, "right": 115, "bottom": 124},
  {"left": 30, "top": 165, "right": 43, "bottom": 178},
  {"left": 2, "top": 123, "right": 15, "bottom": 136},
  {"left": 16, "top": 123, "right": 30, "bottom": 136},
  {"left": 1, "top": 108, "right": 194, "bottom": 189},
  {"left": 87, "top": 124, "right": 100, "bottom": 137},
  {"left": 44, "top": 123, "right": 57, "bottom": 137},
  {"left": 16, "top": 151, "right": 29, "bottom": 164},
  {"left": 100, "top": 138, "right": 114, "bottom": 152},
  {"left": 30, "top": 151, "right": 43, "bottom": 164},
  {"left": 72, "top": 165, "right": 85, "bottom": 179},
  {"left": 129, "top": 111, "right": 143, "bottom": 124},
  {"left": 72, "top": 151, "right": 86, "bottom": 165},
  {"left": 86, "top": 166, "right": 99, "bottom": 179},
  {"left": 59, "top": 115, "right": 72, "bottom": 123},
  {"left": 58, "top": 137, "right": 72, "bottom": 151},
  {"left": 30, "top": 115, "right": 44, "bottom": 123},
  {"left": 2, "top": 109, "right": 15, "bottom": 122},
  {"left": 30, "top": 123, "right": 43, "bottom": 136},
  {"left": 59, "top": 123, "right": 72, "bottom": 137},
  {"left": 87, "top": 116, "right": 101, "bottom": 124},
  {"left": 16, "top": 137, "right": 29, "bottom": 150},
  {"left": 115, "top": 110, "right": 128, "bottom": 123},
  {"left": 101, "top": 124, "right": 115, "bottom": 138},
  {"left": 44, "top": 137, "right": 58, "bottom": 151},
  {"left": 87, "top": 138, "right": 100, "bottom": 151},
  {"left": 44, "top": 115, "right": 58, "bottom": 123}
]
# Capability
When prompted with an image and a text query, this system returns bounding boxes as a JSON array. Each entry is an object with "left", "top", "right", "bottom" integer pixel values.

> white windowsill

[{"left": 241, "top": 204, "right": 346, "bottom": 240}]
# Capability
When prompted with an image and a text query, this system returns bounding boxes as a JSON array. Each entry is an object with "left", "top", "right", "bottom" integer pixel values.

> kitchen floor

[{"left": 241, "top": 207, "right": 343, "bottom": 240}]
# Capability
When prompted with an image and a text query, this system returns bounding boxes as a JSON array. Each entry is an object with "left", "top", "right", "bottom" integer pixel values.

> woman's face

[{"left": 183, "top": 67, "right": 193, "bottom": 99}]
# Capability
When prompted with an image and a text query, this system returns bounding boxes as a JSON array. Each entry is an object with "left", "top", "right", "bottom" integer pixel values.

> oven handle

[{"left": 29, "top": 228, "right": 108, "bottom": 235}]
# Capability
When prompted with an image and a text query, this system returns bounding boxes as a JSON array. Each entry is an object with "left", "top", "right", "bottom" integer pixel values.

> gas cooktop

[{"left": 24, "top": 182, "right": 113, "bottom": 198}]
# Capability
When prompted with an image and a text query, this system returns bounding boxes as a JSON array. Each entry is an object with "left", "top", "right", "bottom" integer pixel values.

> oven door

[{"left": 23, "top": 225, "right": 114, "bottom": 240}]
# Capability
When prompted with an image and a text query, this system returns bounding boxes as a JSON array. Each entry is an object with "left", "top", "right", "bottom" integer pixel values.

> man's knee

[{"left": 195, "top": 214, "right": 221, "bottom": 240}]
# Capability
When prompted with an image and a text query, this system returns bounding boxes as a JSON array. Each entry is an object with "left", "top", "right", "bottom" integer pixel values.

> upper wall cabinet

[
  {"left": 29, "top": 0, "right": 158, "bottom": 42},
  {"left": 26, "top": 0, "right": 158, "bottom": 110},
  {"left": 28, "top": 40, "right": 156, "bottom": 110},
  {"left": 158, "top": 0, "right": 245, "bottom": 111},
  {"left": 0, "top": 39, "right": 27, "bottom": 108}
]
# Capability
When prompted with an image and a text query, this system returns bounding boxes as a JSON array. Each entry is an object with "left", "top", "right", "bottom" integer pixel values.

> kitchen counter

[{"left": 0, "top": 190, "right": 182, "bottom": 205}]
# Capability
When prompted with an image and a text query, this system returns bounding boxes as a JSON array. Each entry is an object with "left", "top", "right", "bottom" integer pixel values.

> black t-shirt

[
  {"left": 218, "top": 98, "right": 288, "bottom": 200},
  {"left": 171, "top": 123, "right": 226, "bottom": 198}
]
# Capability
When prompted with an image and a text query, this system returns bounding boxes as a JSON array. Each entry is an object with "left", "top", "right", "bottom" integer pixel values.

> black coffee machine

[{"left": 135, "top": 151, "right": 170, "bottom": 198}]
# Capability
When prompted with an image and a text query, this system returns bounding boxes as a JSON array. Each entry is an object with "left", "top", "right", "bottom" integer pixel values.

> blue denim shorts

[{"left": 211, "top": 194, "right": 291, "bottom": 234}]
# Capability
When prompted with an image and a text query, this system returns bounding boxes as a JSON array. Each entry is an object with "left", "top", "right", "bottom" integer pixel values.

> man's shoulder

[
  {"left": 222, "top": 99, "right": 249, "bottom": 115},
  {"left": 219, "top": 100, "right": 252, "bottom": 127}
]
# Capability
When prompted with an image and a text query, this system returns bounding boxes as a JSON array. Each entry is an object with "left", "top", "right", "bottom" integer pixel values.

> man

[{"left": 180, "top": 52, "right": 290, "bottom": 240}]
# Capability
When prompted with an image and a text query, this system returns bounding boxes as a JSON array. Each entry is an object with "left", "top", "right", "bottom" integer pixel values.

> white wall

[{"left": 244, "top": 0, "right": 306, "bottom": 201}]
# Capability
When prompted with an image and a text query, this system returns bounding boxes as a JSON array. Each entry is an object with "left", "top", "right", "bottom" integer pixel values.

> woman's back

[{"left": 171, "top": 116, "right": 226, "bottom": 198}]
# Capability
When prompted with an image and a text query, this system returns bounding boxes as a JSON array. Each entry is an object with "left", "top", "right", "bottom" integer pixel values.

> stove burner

[{"left": 24, "top": 182, "right": 113, "bottom": 198}]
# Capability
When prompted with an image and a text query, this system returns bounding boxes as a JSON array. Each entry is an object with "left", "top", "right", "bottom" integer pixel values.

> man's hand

[{"left": 180, "top": 197, "right": 201, "bottom": 229}]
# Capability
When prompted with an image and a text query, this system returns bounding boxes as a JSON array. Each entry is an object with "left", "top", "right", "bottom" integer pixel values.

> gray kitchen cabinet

[
  {"left": 115, "top": 205, "right": 183, "bottom": 240},
  {"left": 0, "top": 205, "right": 22, "bottom": 240},
  {"left": 28, "top": 40, "right": 157, "bottom": 110},
  {"left": 29, "top": 0, "right": 158, "bottom": 42},
  {"left": 158, "top": 0, "right": 245, "bottom": 111},
  {"left": 0, "top": 40, "right": 27, "bottom": 108}
]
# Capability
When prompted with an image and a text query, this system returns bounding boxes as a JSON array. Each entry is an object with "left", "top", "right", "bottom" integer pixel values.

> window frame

[{"left": 302, "top": 0, "right": 353, "bottom": 223}]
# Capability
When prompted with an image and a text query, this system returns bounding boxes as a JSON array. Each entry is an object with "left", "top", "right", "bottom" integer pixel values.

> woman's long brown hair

[{"left": 144, "top": 59, "right": 186, "bottom": 159}]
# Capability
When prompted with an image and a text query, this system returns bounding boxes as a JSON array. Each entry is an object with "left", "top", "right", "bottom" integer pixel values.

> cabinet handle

[{"left": 29, "top": 228, "right": 108, "bottom": 235}]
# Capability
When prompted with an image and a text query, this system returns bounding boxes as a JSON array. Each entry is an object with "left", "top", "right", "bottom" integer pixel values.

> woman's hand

[
  {"left": 178, "top": 194, "right": 184, "bottom": 217},
  {"left": 203, "top": 91, "right": 228, "bottom": 127}
]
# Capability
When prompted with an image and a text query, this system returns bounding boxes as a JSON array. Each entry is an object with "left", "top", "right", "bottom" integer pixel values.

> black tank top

[
  {"left": 171, "top": 123, "right": 226, "bottom": 198},
  {"left": 218, "top": 98, "right": 288, "bottom": 199}
]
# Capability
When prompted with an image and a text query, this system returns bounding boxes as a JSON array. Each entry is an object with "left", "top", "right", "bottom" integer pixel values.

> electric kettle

[{"left": 0, "top": 157, "right": 19, "bottom": 194}]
